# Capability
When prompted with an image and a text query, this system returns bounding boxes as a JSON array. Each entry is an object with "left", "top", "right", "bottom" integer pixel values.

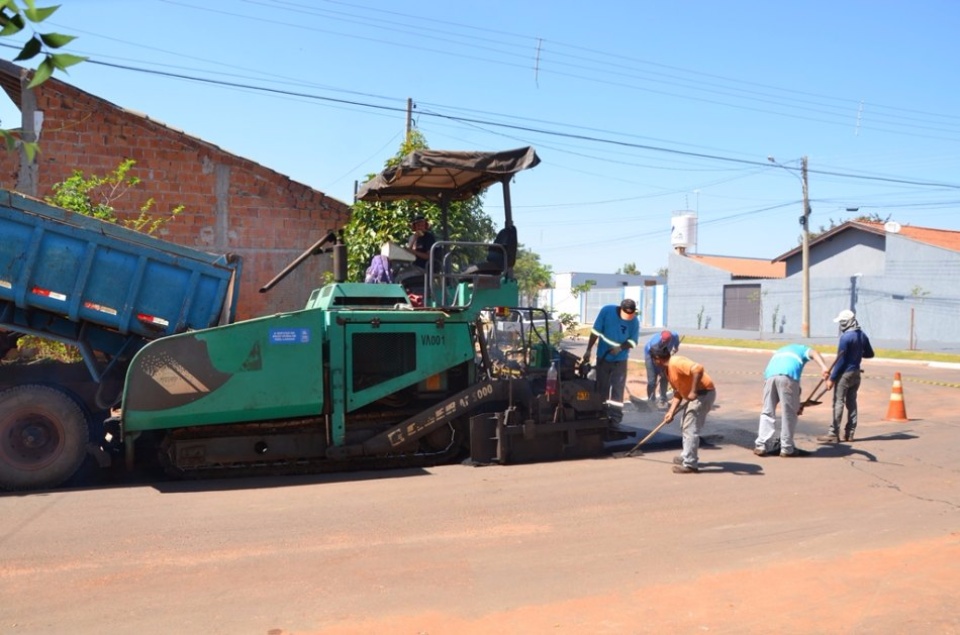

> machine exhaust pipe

[{"left": 332, "top": 242, "right": 347, "bottom": 283}]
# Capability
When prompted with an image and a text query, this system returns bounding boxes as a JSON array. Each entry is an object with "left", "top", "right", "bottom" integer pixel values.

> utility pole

[
  {"left": 405, "top": 98, "right": 413, "bottom": 143},
  {"left": 768, "top": 155, "right": 812, "bottom": 338},
  {"left": 800, "top": 156, "right": 810, "bottom": 338}
]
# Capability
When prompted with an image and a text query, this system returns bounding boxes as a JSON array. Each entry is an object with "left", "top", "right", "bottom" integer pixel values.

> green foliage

[
  {"left": 557, "top": 312, "right": 581, "bottom": 340},
  {"left": 570, "top": 280, "right": 596, "bottom": 299},
  {"left": 514, "top": 246, "right": 552, "bottom": 306},
  {"left": 618, "top": 262, "right": 640, "bottom": 275},
  {"left": 853, "top": 212, "right": 890, "bottom": 223},
  {"left": 46, "top": 159, "right": 183, "bottom": 235},
  {"left": 7, "top": 2, "right": 84, "bottom": 88},
  {"left": 13, "top": 335, "right": 80, "bottom": 363},
  {"left": 0, "top": 0, "right": 86, "bottom": 160},
  {"left": 0, "top": 130, "right": 21, "bottom": 155},
  {"left": 345, "top": 130, "right": 496, "bottom": 281},
  {"left": 811, "top": 212, "right": 892, "bottom": 240}
]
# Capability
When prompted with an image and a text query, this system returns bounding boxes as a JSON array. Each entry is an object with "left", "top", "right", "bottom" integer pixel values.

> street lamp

[{"left": 768, "top": 155, "right": 811, "bottom": 338}]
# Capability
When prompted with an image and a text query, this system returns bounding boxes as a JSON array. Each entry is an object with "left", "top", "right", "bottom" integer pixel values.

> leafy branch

[
  {"left": 0, "top": 0, "right": 87, "bottom": 160},
  {"left": 46, "top": 159, "right": 183, "bottom": 235}
]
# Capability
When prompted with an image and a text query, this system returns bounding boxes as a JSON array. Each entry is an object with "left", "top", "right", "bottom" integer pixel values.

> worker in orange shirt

[{"left": 650, "top": 343, "right": 717, "bottom": 474}]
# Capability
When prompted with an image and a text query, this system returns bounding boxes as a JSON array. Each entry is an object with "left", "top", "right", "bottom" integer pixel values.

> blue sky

[{"left": 4, "top": 0, "right": 959, "bottom": 276}]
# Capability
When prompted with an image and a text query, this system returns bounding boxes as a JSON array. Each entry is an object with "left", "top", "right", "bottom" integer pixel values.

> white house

[{"left": 537, "top": 272, "right": 666, "bottom": 328}]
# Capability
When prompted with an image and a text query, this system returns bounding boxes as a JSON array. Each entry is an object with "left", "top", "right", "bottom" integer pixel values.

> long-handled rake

[{"left": 617, "top": 401, "right": 685, "bottom": 458}]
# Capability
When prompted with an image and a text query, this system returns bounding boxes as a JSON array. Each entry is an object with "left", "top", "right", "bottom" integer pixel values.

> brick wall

[{"left": 0, "top": 65, "right": 351, "bottom": 320}]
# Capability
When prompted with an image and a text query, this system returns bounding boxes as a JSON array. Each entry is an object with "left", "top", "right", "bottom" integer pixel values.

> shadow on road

[
  {"left": 853, "top": 432, "right": 918, "bottom": 442},
  {"left": 0, "top": 462, "right": 439, "bottom": 498},
  {"left": 698, "top": 461, "right": 764, "bottom": 475}
]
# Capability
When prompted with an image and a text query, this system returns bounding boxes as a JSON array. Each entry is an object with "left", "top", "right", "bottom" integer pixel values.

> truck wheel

[{"left": 0, "top": 385, "right": 89, "bottom": 491}]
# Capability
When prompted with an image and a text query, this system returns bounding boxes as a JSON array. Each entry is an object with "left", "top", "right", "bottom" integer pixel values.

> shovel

[
  {"left": 797, "top": 380, "right": 830, "bottom": 415},
  {"left": 797, "top": 359, "right": 837, "bottom": 415}
]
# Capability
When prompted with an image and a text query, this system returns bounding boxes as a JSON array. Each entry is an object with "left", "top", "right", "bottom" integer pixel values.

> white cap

[{"left": 833, "top": 309, "right": 855, "bottom": 323}]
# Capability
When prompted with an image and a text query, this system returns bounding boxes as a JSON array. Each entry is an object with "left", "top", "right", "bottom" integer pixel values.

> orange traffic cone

[{"left": 884, "top": 372, "right": 909, "bottom": 422}]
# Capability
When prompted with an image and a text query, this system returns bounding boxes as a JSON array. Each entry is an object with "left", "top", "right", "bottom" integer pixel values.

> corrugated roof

[{"left": 687, "top": 254, "right": 786, "bottom": 278}]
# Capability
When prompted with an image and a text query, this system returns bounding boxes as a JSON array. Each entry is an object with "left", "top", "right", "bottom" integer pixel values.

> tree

[
  {"left": 346, "top": 131, "right": 556, "bottom": 307},
  {"left": 571, "top": 280, "right": 596, "bottom": 298},
  {"left": 617, "top": 262, "right": 640, "bottom": 275},
  {"left": 46, "top": 158, "right": 183, "bottom": 234},
  {"left": 345, "top": 130, "right": 496, "bottom": 281},
  {"left": 0, "top": 0, "right": 86, "bottom": 160},
  {"left": 514, "top": 246, "right": 552, "bottom": 306}
]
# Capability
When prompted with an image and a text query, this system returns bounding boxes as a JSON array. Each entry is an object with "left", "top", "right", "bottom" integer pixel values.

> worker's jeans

[
  {"left": 755, "top": 375, "right": 800, "bottom": 453},
  {"left": 832, "top": 370, "right": 861, "bottom": 436},
  {"left": 645, "top": 355, "right": 668, "bottom": 402},
  {"left": 596, "top": 358, "right": 627, "bottom": 425},
  {"left": 679, "top": 390, "right": 716, "bottom": 469}
]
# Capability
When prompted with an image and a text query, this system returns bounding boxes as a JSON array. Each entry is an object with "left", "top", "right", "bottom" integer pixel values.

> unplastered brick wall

[{"left": 0, "top": 70, "right": 351, "bottom": 320}]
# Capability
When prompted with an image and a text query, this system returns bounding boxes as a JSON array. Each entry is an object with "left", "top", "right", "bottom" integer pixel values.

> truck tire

[{"left": 0, "top": 385, "right": 89, "bottom": 491}]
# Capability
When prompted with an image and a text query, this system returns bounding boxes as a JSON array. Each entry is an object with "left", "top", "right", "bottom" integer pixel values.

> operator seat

[
  {"left": 396, "top": 266, "right": 427, "bottom": 305},
  {"left": 463, "top": 226, "right": 517, "bottom": 276}
]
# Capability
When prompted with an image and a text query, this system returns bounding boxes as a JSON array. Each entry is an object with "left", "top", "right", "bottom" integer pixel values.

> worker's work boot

[
  {"left": 816, "top": 432, "right": 840, "bottom": 444},
  {"left": 843, "top": 430, "right": 855, "bottom": 442}
]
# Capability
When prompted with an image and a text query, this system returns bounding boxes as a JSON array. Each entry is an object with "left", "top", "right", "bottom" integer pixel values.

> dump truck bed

[{"left": 0, "top": 189, "right": 241, "bottom": 353}]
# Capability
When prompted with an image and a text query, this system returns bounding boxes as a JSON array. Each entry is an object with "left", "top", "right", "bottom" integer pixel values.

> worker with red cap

[{"left": 644, "top": 329, "right": 680, "bottom": 407}]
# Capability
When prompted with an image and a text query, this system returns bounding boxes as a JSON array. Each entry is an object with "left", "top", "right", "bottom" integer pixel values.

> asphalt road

[{"left": 1, "top": 345, "right": 958, "bottom": 635}]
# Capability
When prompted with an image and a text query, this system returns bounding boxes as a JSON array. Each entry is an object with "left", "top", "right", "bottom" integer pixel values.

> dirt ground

[{"left": 314, "top": 534, "right": 960, "bottom": 635}]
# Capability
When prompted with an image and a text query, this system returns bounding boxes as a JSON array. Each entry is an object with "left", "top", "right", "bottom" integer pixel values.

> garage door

[{"left": 723, "top": 284, "right": 760, "bottom": 330}]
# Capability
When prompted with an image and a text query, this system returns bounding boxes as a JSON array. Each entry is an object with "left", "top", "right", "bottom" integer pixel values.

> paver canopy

[{"left": 355, "top": 146, "right": 541, "bottom": 206}]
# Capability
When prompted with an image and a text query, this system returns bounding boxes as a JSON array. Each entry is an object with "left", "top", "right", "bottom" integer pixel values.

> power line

[
  {"left": 5, "top": 40, "right": 955, "bottom": 194},
  {"left": 254, "top": 0, "right": 960, "bottom": 135},
  {"left": 48, "top": 0, "right": 960, "bottom": 143}
]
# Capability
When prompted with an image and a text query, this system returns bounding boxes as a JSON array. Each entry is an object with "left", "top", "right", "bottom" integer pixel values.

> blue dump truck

[
  {"left": 1, "top": 147, "right": 624, "bottom": 492},
  {"left": 0, "top": 189, "right": 241, "bottom": 490}
]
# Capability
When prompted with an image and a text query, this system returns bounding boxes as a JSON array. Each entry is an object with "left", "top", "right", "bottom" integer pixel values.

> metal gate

[
  {"left": 583, "top": 289, "right": 625, "bottom": 326},
  {"left": 722, "top": 284, "right": 761, "bottom": 330}
]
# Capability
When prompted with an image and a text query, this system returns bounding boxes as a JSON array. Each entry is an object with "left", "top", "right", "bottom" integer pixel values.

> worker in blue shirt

[
  {"left": 644, "top": 330, "right": 680, "bottom": 407},
  {"left": 581, "top": 298, "right": 640, "bottom": 427},
  {"left": 754, "top": 343, "right": 830, "bottom": 457},
  {"left": 819, "top": 309, "right": 875, "bottom": 443}
]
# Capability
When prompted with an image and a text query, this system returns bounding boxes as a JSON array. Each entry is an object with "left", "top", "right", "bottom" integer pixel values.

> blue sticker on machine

[{"left": 269, "top": 328, "right": 311, "bottom": 344}]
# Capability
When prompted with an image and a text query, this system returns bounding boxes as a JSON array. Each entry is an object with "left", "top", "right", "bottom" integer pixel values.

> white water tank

[{"left": 671, "top": 211, "right": 698, "bottom": 252}]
